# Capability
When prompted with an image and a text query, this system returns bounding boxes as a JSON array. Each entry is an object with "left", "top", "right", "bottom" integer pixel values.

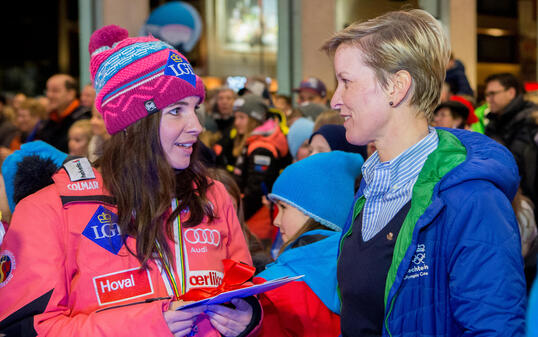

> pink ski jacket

[{"left": 0, "top": 160, "right": 256, "bottom": 336}]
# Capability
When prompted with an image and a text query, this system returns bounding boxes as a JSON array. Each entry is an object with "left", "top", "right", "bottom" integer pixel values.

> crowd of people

[{"left": 0, "top": 8, "right": 537, "bottom": 337}]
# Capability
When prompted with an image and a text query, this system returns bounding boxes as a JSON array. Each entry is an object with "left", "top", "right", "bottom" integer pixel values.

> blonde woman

[{"left": 323, "top": 9, "right": 525, "bottom": 336}]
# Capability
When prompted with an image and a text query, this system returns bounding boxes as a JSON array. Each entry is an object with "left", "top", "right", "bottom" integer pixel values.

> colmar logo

[
  {"left": 188, "top": 270, "right": 224, "bottom": 288},
  {"left": 93, "top": 267, "right": 154, "bottom": 306},
  {"left": 0, "top": 250, "right": 15, "bottom": 288},
  {"left": 68, "top": 180, "right": 99, "bottom": 191}
]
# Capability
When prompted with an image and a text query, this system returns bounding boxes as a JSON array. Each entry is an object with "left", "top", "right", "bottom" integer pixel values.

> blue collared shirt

[{"left": 360, "top": 127, "right": 439, "bottom": 241}]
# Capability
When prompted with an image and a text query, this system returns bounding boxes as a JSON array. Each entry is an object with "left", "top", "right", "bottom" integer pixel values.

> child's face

[
  {"left": 433, "top": 107, "right": 457, "bottom": 128},
  {"left": 273, "top": 200, "right": 309, "bottom": 243},
  {"left": 308, "top": 134, "right": 331, "bottom": 156},
  {"left": 233, "top": 111, "right": 249, "bottom": 135},
  {"left": 90, "top": 107, "right": 108, "bottom": 137},
  {"left": 68, "top": 127, "right": 90, "bottom": 156}
]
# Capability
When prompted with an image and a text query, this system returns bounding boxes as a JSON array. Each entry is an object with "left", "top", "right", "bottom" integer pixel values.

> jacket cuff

[{"left": 236, "top": 296, "right": 262, "bottom": 337}]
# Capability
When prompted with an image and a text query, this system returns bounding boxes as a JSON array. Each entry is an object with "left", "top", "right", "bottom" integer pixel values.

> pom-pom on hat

[
  {"left": 269, "top": 151, "right": 364, "bottom": 231},
  {"left": 89, "top": 25, "right": 205, "bottom": 134}
]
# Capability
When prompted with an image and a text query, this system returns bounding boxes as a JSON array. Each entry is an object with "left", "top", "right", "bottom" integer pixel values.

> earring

[{"left": 389, "top": 101, "right": 394, "bottom": 106}]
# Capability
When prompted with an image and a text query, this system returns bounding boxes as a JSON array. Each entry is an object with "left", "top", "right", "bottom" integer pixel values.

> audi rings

[{"left": 184, "top": 228, "right": 221, "bottom": 246}]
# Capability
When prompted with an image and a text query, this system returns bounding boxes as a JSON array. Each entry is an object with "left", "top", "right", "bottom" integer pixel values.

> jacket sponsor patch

[
  {"left": 93, "top": 267, "right": 154, "bottom": 306},
  {"left": 188, "top": 270, "right": 224, "bottom": 288},
  {"left": 163, "top": 50, "right": 196, "bottom": 87},
  {"left": 0, "top": 250, "right": 15, "bottom": 288},
  {"left": 253, "top": 155, "right": 271, "bottom": 166},
  {"left": 184, "top": 228, "right": 221, "bottom": 247},
  {"left": 82, "top": 206, "right": 123, "bottom": 254},
  {"left": 404, "top": 243, "right": 429, "bottom": 280},
  {"left": 63, "top": 158, "right": 96, "bottom": 181}
]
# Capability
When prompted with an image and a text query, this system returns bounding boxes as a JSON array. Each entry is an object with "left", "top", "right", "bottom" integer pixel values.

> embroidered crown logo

[{"left": 98, "top": 212, "right": 112, "bottom": 223}]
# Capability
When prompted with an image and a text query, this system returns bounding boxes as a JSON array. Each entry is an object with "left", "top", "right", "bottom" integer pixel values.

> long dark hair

[{"left": 99, "top": 112, "right": 215, "bottom": 268}]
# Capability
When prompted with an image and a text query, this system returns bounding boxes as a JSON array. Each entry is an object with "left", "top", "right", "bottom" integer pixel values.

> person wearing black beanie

[{"left": 308, "top": 124, "right": 367, "bottom": 159}]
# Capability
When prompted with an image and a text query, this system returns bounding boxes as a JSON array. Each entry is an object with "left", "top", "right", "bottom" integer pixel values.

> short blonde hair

[
  {"left": 69, "top": 119, "right": 93, "bottom": 141},
  {"left": 322, "top": 9, "right": 450, "bottom": 120},
  {"left": 313, "top": 110, "right": 344, "bottom": 132}
]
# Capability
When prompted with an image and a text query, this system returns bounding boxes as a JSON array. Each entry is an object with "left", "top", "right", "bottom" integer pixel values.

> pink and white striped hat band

[{"left": 89, "top": 25, "right": 205, "bottom": 135}]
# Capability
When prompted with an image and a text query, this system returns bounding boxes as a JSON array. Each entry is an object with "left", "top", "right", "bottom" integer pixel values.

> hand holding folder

[{"left": 176, "top": 275, "right": 304, "bottom": 310}]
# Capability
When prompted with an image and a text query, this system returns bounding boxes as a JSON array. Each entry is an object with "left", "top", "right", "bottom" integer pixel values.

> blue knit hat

[
  {"left": 2, "top": 141, "right": 67, "bottom": 212},
  {"left": 287, "top": 117, "right": 314, "bottom": 159},
  {"left": 268, "top": 151, "right": 363, "bottom": 231},
  {"left": 309, "top": 124, "right": 367, "bottom": 159}
]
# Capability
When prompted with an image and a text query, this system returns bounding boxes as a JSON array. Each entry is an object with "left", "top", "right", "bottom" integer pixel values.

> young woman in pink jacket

[{"left": 0, "top": 25, "right": 261, "bottom": 337}]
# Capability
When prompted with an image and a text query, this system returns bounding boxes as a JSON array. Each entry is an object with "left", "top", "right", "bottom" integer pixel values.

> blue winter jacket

[
  {"left": 258, "top": 229, "right": 341, "bottom": 313},
  {"left": 339, "top": 128, "right": 526, "bottom": 336}
]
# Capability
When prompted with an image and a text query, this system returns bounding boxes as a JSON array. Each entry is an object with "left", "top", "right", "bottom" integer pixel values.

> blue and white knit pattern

[
  {"left": 360, "top": 127, "right": 438, "bottom": 241},
  {"left": 93, "top": 40, "right": 172, "bottom": 92},
  {"left": 102, "top": 65, "right": 166, "bottom": 106}
]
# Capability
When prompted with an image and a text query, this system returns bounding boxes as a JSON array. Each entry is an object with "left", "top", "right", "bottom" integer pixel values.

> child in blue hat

[{"left": 254, "top": 151, "right": 363, "bottom": 336}]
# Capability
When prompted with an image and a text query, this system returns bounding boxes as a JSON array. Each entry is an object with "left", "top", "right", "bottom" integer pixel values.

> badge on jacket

[{"left": 82, "top": 206, "right": 123, "bottom": 254}]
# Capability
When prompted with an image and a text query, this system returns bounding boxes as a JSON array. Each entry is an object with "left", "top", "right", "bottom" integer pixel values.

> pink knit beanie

[{"left": 89, "top": 25, "right": 205, "bottom": 134}]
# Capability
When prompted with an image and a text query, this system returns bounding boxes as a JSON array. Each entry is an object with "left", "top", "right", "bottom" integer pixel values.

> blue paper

[{"left": 176, "top": 275, "right": 304, "bottom": 310}]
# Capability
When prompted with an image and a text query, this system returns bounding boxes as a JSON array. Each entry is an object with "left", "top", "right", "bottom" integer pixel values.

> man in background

[{"left": 37, "top": 74, "right": 91, "bottom": 152}]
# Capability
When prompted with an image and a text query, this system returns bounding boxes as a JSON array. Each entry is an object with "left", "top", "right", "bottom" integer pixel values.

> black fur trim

[{"left": 13, "top": 155, "right": 60, "bottom": 204}]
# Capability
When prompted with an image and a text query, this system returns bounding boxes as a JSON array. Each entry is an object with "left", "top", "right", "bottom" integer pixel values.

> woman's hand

[
  {"left": 164, "top": 301, "right": 206, "bottom": 337},
  {"left": 206, "top": 298, "right": 253, "bottom": 337}
]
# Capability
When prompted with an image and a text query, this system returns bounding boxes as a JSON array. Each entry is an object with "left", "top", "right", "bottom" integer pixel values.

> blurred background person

[
  {"left": 313, "top": 109, "right": 344, "bottom": 132},
  {"left": 88, "top": 105, "right": 110, "bottom": 162},
  {"left": 10, "top": 98, "right": 47, "bottom": 150},
  {"left": 484, "top": 72, "right": 538, "bottom": 218},
  {"left": 293, "top": 77, "right": 328, "bottom": 106},
  {"left": 79, "top": 83, "right": 96, "bottom": 109},
  {"left": 38, "top": 74, "right": 91, "bottom": 152},
  {"left": 273, "top": 94, "right": 292, "bottom": 117},
  {"left": 67, "top": 119, "right": 92, "bottom": 157},
  {"left": 0, "top": 94, "right": 17, "bottom": 149},
  {"left": 208, "top": 167, "right": 272, "bottom": 274},
  {"left": 232, "top": 94, "right": 289, "bottom": 243},
  {"left": 286, "top": 117, "right": 314, "bottom": 162},
  {"left": 308, "top": 124, "right": 367, "bottom": 159},
  {"left": 432, "top": 100, "right": 470, "bottom": 129},
  {"left": 445, "top": 54, "right": 475, "bottom": 102}
]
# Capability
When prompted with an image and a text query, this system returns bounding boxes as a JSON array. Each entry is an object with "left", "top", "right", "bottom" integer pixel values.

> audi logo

[{"left": 184, "top": 228, "right": 221, "bottom": 246}]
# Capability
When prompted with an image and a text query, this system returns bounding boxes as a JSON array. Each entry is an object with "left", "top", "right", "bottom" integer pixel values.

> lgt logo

[{"left": 82, "top": 206, "right": 123, "bottom": 254}]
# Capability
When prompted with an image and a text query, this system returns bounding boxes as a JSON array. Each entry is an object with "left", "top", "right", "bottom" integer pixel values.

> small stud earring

[{"left": 389, "top": 101, "right": 394, "bottom": 106}]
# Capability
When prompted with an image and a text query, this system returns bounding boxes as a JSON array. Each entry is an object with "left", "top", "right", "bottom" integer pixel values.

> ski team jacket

[
  {"left": 254, "top": 230, "right": 341, "bottom": 336},
  {"left": 0, "top": 162, "right": 259, "bottom": 337},
  {"left": 338, "top": 128, "right": 527, "bottom": 336},
  {"left": 235, "top": 119, "right": 289, "bottom": 221}
]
